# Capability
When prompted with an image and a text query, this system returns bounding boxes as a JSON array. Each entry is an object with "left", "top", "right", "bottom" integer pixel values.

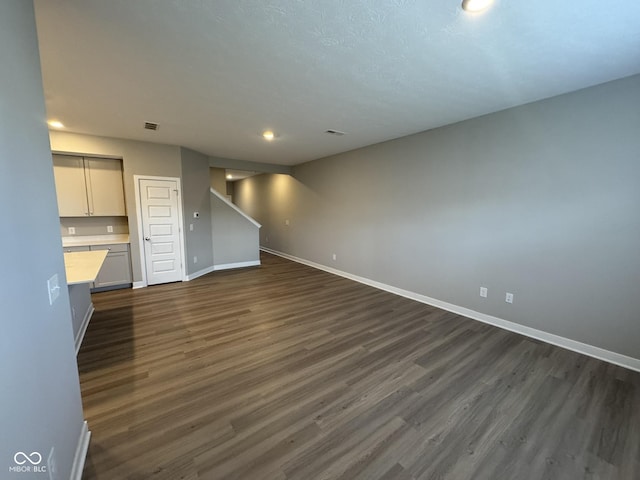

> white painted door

[{"left": 139, "top": 178, "right": 183, "bottom": 285}]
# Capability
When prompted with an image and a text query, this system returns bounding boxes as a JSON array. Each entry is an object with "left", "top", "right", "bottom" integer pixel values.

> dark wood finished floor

[{"left": 79, "top": 252, "right": 640, "bottom": 479}]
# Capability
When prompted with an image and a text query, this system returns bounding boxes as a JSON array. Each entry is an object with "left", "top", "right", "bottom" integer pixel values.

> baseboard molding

[
  {"left": 132, "top": 281, "right": 146, "bottom": 289},
  {"left": 74, "top": 304, "right": 94, "bottom": 356},
  {"left": 185, "top": 265, "right": 217, "bottom": 281},
  {"left": 213, "top": 260, "right": 261, "bottom": 272},
  {"left": 260, "top": 247, "right": 640, "bottom": 372},
  {"left": 185, "top": 260, "right": 261, "bottom": 281},
  {"left": 70, "top": 421, "right": 91, "bottom": 480}
]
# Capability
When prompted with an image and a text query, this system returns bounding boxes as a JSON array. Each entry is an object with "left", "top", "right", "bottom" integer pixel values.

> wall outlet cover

[
  {"left": 68, "top": 227, "right": 76, "bottom": 235},
  {"left": 480, "top": 287, "right": 488, "bottom": 298},
  {"left": 107, "top": 225, "right": 113, "bottom": 233}
]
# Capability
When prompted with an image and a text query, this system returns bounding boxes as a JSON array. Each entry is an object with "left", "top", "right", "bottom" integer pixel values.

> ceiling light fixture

[
  {"left": 48, "top": 120, "right": 64, "bottom": 128},
  {"left": 461, "top": 0, "right": 494, "bottom": 13},
  {"left": 226, "top": 174, "right": 232, "bottom": 179},
  {"left": 262, "top": 130, "right": 275, "bottom": 141}
]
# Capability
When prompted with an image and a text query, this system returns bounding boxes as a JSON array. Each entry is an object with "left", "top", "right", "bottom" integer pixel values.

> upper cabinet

[{"left": 53, "top": 155, "right": 126, "bottom": 217}]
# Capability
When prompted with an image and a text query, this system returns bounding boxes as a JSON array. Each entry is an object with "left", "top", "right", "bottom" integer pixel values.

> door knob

[{"left": 145, "top": 236, "right": 150, "bottom": 241}]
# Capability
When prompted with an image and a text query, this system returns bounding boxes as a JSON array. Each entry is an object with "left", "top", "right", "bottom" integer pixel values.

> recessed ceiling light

[
  {"left": 262, "top": 130, "right": 275, "bottom": 141},
  {"left": 48, "top": 120, "right": 64, "bottom": 128},
  {"left": 461, "top": 0, "right": 494, "bottom": 13}
]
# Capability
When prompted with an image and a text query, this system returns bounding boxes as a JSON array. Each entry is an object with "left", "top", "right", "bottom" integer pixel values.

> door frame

[{"left": 133, "top": 175, "right": 187, "bottom": 287}]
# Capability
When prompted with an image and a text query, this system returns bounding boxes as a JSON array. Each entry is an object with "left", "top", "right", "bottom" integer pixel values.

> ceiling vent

[
  {"left": 144, "top": 121, "right": 159, "bottom": 131},
  {"left": 325, "top": 129, "right": 346, "bottom": 136}
]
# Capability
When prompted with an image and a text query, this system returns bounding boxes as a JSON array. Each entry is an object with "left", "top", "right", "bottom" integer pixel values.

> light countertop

[
  {"left": 62, "top": 234, "right": 130, "bottom": 247},
  {"left": 64, "top": 250, "right": 108, "bottom": 285}
]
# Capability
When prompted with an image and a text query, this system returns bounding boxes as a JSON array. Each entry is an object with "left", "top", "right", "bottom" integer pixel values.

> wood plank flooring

[{"left": 79, "top": 251, "right": 640, "bottom": 479}]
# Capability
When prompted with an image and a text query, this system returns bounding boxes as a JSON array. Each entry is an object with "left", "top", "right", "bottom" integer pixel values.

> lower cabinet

[
  {"left": 64, "top": 243, "right": 132, "bottom": 290},
  {"left": 91, "top": 243, "right": 132, "bottom": 290}
]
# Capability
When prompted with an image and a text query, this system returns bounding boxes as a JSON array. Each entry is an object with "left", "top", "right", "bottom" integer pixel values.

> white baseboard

[
  {"left": 260, "top": 247, "right": 640, "bottom": 372},
  {"left": 74, "top": 304, "right": 94, "bottom": 356},
  {"left": 132, "top": 281, "right": 146, "bottom": 289},
  {"left": 213, "top": 260, "right": 261, "bottom": 272},
  {"left": 185, "top": 260, "right": 261, "bottom": 281},
  {"left": 185, "top": 265, "right": 217, "bottom": 281},
  {"left": 70, "top": 421, "right": 91, "bottom": 480}
]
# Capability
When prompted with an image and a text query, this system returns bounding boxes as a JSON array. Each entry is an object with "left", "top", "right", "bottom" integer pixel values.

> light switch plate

[
  {"left": 107, "top": 225, "right": 113, "bottom": 233},
  {"left": 47, "top": 274, "right": 60, "bottom": 305},
  {"left": 68, "top": 227, "right": 76, "bottom": 235}
]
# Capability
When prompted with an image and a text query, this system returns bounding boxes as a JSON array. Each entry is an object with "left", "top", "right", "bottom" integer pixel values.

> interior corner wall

[
  {"left": 181, "top": 147, "right": 214, "bottom": 275},
  {"left": 210, "top": 194, "right": 260, "bottom": 266},
  {"left": 234, "top": 74, "right": 640, "bottom": 361},
  {"left": 48, "top": 130, "right": 182, "bottom": 283},
  {"left": 0, "top": 1, "right": 86, "bottom": 478}
]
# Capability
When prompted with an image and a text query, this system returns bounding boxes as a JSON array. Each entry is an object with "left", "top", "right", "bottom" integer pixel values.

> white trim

[
  {"left": 70, "top": 421, "right": 91, "bottom": 480},
  {"left": 260, "top": 247, "right": 640, "bottom": 373},
  {"left": 134, "top": 175, "right": 187, "bottom": 287},
  {"left": 210, "top": 188, "right": 261, "bottom": 228},
  {"left": 74, "top": 304, "right": 94, "bottom": 356},
  {"left": 184, "top": 260, "right": 261, "bottom": 280},
  {"left": 185, "top": 265, "right": 216, "bottom": 281},
  {"left": 213, "top": 260, "right": 261, "bottom": 272}
]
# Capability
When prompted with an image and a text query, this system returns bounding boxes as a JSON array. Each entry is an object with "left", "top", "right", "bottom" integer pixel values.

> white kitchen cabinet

[
  {"left": 90, "top": 243, "right": 132, "bottom": 290},
  {"left": 53, "top": 155, "right": 126, "bottom": 217}
]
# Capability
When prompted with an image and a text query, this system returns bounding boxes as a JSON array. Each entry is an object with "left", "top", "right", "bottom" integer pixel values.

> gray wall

[
  {"left": 181, "top": 147, "right": 214, "bottom": 275},
  {"left": 211, "top": 193, "right": 260, "bottom": 266},
  {"left": 235, "top": 74, "right": 640, "bottom": 360},
  {"left": 49, "top": 131, "right": 182, "bottom": 283},
  {"left": 0, "top": 1, "right": 86, "bottom": 478}
]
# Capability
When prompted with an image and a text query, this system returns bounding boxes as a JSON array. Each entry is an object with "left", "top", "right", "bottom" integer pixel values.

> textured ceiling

[{"left": 34, "top": 0, "right": 640, "bottom": 166}]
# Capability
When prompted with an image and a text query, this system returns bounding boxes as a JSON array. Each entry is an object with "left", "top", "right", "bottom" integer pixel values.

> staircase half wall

[{"left": 210, "top": 188, "right": 261, "bottom": 270}]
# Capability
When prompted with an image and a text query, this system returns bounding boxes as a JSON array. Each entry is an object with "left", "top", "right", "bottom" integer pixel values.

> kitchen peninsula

[{"left": 64, "top": 249, "right": 107, "bottom": 354}]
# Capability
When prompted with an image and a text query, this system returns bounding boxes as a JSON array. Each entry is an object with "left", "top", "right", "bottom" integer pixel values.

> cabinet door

[
  {"left": 52, "top": 155, "right": 89, "bottom": 217},
  {"left": 91, "top": 244, "right": 132, "bottom": 287},
  {"left": 84, "top": 158, "right": 126, "bottom": 216}
]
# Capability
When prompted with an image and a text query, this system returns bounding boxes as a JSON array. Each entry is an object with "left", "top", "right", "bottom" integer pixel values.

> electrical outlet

[
  {"left": 480, "top": 287, "right": 488, "bottom": 298},
  {"left": 332, "top": 253, "right": 337, "bottom": 261},
  {"left": 68, "top": 227, "right": 76, "bottom": 235},
  {"left": 107, "top": 225, "right": 113, "bottom": 233},
  {"left": 193, "top": 256, "right": 198, "bottom": 264},
  {"left": 506, "top": 292, "right": 514, "bottom": 304},
  {"left": 189, "top": 223, "right": 193, "bottom": 231},
  {"left": 285, "top": 219, "right": 290, "bottom": 226}
]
